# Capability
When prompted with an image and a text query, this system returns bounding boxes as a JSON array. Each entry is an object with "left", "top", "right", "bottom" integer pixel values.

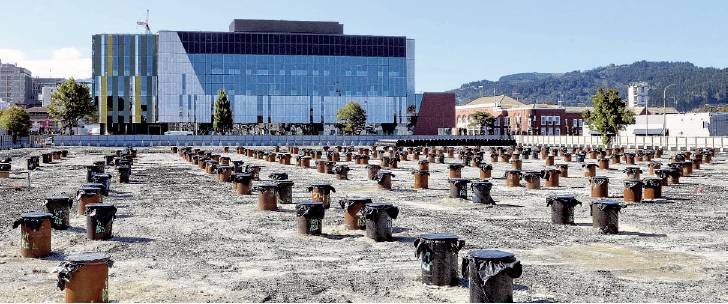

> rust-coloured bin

[
  {"left": 308, "top": 182, "right": 336, "bottom": 209},
  {"left": 255, "top": 182, "right": 278, "bottom": 211},
  {"left": 623, "top": 179, "right": 643, "bottom": 203},
  {"left": 412, "top": 170, "right": 430, "bottom": 189},
  {"left": 448, "top": 163, "right": 464, "bottom": 178},
  {"left": 57, "top": 252, "right": 113, "bottom": 303},
  {"left": 590, "top": 176, "right": 609, "bottom": 198},
  {"left": 339, "top": 197, "right": 371, "bottom": 230},
  {"left": 13, "top": 212, "right": 52, "bottom": 258}
]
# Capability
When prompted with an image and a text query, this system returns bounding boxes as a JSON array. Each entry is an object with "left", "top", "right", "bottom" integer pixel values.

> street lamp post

[{"left": 662, "top": 83, "right": 676, "bottom": 146}]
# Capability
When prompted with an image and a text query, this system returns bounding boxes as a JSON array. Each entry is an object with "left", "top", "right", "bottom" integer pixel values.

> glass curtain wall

[{"left": 157, "top": 31, "right": 413, "bottom": 126}]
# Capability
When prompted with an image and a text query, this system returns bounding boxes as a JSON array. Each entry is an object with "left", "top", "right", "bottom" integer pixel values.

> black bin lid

[
  {"left": 591, "top": 199, "right": 621, "bottom": 206},
  {"left": 548, "top": 194, "right": 575, "bottom": 201},
  {"left": 257, "top": 181, "right": 278, "bottom": 188},
  {"left": 275, "top": 180, "right": 294, "bottom": 186},
  {"left": 21, "top": 211, "right": 53, "bottom": 219},
  {"left": 449, "top": 178, "right": 471, "bottom": 184},
  {"left": 471, "top": 179, "right": 492, "bottom": 185},
  {"left": 46, "top": 196, "right": 72, "bottom": 202},
  {"left": 80, "top": 185, "right": 102, "bottom": 192},
  {"left": 365, "top": 202, "right": 395, "bottom": 210},
  {"left": 85, "top": 203, "right": 116, "bottom": 210},
  {"left": 346, "top": 196, "right": 372, "bottom": 204},
  {"left": 419, "top": 232, "right": 458, "bottom": 241},
  {"left": 467, "top": 249, "right": 515, "bottom": 261},
  {"left": 84, "top": 183, "right": 106, "bottom": 189},
  {"left": 296, "top": 200, "right": 324, "bottom": 207},
  {"left": 67, "top": 252, "right": 112, "bottom": 264}
]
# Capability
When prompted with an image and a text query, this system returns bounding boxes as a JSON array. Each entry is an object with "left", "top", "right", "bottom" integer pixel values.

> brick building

[
  {"left": 413, "top": 92, "right": 455, "bottom": 135},
  {"left": 455, "top": 95, "right": 586, "bottom": 136}
]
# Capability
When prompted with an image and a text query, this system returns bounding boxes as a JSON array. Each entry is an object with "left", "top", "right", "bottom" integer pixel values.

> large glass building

[{"left": 93, "top": 19, "right": 417, "bottom": 134}]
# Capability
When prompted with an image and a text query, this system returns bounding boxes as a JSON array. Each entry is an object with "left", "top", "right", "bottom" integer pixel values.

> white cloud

[{"left": 0, "top": 48, "right": 91, "bottom": 79}]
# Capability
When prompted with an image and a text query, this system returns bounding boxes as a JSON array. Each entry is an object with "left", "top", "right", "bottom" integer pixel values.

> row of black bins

[
  {"left": 414, "top": 233, "right": 522, "bottom": 303},
  {"left": 380, "top": 138, "right": 517, "bottom": 147},
  {"left": 547, "top": 195, "right": 623, "bottom": 234},
  {"left": 296, "top": 201, "right": 400, "bottom": 242},
  {"left": 41, "top": 197, "right": 118, "bottom": 240},
  {"left": 447, "top": 179, "right": 495, "bottom": 204}
]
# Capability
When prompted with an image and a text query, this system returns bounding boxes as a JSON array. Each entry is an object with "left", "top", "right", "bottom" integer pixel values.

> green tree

[
  {"left": 212, "top": 89, "right": 233, "bottom": 134},
  {"left": 469, "top": 111, "right": 496, "bottom": 135},
  {"left": 583, "top": 88, "right": 635, "bottom": 146},
  {"left": 336, "top": 101, "right": 367, "bottom": 134},
  {"left": 0, "top": 105, "right": 32, "bottom": 141},
  {"left": 406, "top": 104, "right": 418, "bottom": 130},
  {"left": 48, "top": 78, "right": 95, "bottom": 134}
]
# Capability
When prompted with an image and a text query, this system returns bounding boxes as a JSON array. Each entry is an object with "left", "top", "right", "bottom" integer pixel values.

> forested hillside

[{"left": 451, "top": 61, "right": 728, "bottom": 112}]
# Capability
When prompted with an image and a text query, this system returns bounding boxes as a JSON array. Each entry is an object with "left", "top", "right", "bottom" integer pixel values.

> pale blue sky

[{"left": 1, "top": 0, "right": 726, "bottom": 91}]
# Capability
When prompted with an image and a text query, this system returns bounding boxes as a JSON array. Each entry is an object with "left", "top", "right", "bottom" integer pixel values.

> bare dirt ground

[{"left": 1, "top": 146, "right": 727, "bottom": 302}]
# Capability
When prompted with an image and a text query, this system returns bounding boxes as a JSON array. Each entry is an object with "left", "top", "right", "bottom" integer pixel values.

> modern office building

[
  {"left": 92, "top": 34, "right": 158, "bottom": 134},
  {"left": 0, "top": 60, "right": 34, "bottom": 106},
  {"left": 32, "top": 78, "right": 66, "bottom": 107},
  {"left": 93, "top": 19, "right": 422, "bottom": 134}
]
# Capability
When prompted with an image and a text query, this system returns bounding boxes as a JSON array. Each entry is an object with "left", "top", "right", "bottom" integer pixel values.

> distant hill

[{"left": 450, "top": 61, "right": 728, "bottom": 112}]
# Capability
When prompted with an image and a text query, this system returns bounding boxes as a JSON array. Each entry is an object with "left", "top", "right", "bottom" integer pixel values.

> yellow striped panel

[
  {"left": 106, "top": 35, "right": 113, "bottom": 75},
  {"left": 134, "top": 76, "right": 142, "bottom": 123},
  {"left": 100, "top": 35, "right": 113, "bottom": 124}
]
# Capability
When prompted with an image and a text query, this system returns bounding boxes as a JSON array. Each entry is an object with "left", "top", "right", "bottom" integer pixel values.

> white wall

[
  {"left": 583, "top": 113, "right": 727, "bottom": 137},
  {"left": 627, "top": 113, "right": 710, "bottom": 137}
]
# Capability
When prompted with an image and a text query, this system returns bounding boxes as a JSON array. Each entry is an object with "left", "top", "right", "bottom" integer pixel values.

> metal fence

[
  {"left": 49, "top": 135, "right": 504, "bottom": 147},
  {"left": 516, "top": 135, "right": 728, "bottom": 151},
  {"left": 8, "top": 134, "right": 728, "bottom": 151},
  {"left": 0, "top": 135, "right": 44, "bottom": 150}
]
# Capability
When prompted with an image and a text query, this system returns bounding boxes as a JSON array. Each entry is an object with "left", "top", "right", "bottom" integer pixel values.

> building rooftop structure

[
  {"left": 459, "top": 95, "right": 525, "bottom": 109},
  {"left": 229, "top": 19, "right": 344, "bottom": 34},
  {"left": 631, "top": 107, "right": 680, "bottom": 115}
]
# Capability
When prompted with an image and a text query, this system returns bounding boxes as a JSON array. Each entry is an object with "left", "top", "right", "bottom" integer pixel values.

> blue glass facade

[{"left": 157, "top": 30, "right": 415, "bottom": 125}]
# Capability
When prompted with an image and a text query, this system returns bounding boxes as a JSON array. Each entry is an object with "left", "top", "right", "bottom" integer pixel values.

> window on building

[
  {"left": 554, "top": 116, "right": 560, "bottom": 125},
  {"left": 554, "top": 128, "right": 561, "bottom": 135},
  {"left": 540, "top": 116, "right": 546, "bottom": 125},
  {"left": 540, "top": 127, "right": 546, "bottom": 135}
]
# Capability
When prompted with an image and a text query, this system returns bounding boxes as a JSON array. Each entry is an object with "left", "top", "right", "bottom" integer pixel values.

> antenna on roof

[{"left": 137, "top": 9, "right": 151, "bottom": 34}]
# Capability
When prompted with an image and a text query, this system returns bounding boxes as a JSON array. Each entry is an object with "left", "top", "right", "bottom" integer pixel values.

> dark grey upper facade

[
  {"left": 0, "top": 60, "right": 34, "bottom": 105},
  {"left": 229, "top": 19, "right": 343, "bottom": 34}
]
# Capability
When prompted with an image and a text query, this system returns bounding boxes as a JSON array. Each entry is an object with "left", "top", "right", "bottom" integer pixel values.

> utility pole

[
  {"left": 644, "top": 86, "right": 649, "bottom": 138},
  {"left": 662, "top": 83, "right": 676, "bottom": 144}
]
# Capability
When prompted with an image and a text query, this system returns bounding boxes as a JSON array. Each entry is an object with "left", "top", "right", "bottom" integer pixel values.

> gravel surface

[{"left": 1, "top": 146, "right": 727, "bottom": 302}]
